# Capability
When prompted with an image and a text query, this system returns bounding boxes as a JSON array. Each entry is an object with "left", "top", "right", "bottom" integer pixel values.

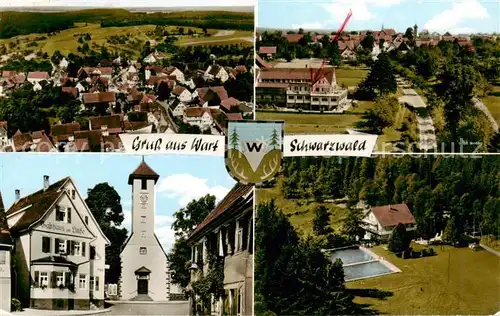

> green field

[
  {"left": 0, "top": 23, "right": 248, "bottom": 57},
  {"left": 348, "top": 244, "right": 500, "bottom": 315},
  {"left": 334, "top": 67, "right": 369, "bottom": 87},
  {"left": 257, "top": 185, "right": 349, "bottom": 236},
  {"left": 480, "top": 81, "right": 500, "bottom": 124}
]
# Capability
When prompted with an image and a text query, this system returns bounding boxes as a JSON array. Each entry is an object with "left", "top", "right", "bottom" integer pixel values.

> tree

[
  {"left": 169, "top": 195, "right": 216, "bottom": 288},
  {"left": 178, "top": 27, "right": 185, "bottom": 35},
  {"left": 256, "top": 201, "right": 360, "bottom": 315},
  {"left": 388, "top": 223, "right": 411, "bottom": 253},
  {"left": 85, "top": 183, "right": 128, "bottom": 284},
  {"left": 355, "top": 53, "right": 396, "bottom": 100},
  {"left": 341, "top": 209, "right": 364, "bottom": 242},
  {"left": 51, "top": 50, "right": 63, "bottom": 65},
  {"left": 363, "top": 96, "right": 400, "bottom": 132},
  {"left": 442, "top": 217, "right": 461, "bottom": 245},
  {"left": 230, "top": 128, "right": 240, "bottom": 150},
  {"left": 361, "top": 34, "right": 375, "bottom": 52},
  {"left": 157, "top": 81, "right": 171, "bottom": 101},
  {"left": 269, "top": 128, "right": 279, "bottom": 149},
  {"left": 404, "top": 27, "right": 414, "bottom": 42},
  {"left": 313, "top": 206, "right": 332, "bottom": 236}
]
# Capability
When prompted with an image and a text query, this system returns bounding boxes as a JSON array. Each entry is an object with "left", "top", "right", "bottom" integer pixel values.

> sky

[
  {"left": 258, "top": 0, "right": 500, "bottom": 34},
  {"left": 0, "top": 154, "right": 236, "bottom": 252},
  {"left": 0, "top": 0, "right": 254, "bottom": 7}
]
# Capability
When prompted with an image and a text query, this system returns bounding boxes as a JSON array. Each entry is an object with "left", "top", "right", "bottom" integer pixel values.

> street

[{"left": 101, "top": 302, "right": 189, "bottom": 316}]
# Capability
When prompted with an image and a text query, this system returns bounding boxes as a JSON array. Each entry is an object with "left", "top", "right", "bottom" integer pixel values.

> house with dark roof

[
  {"left": 10, "top": 130, "right": 57, "bottom": 153},
  {"left": 204, "top": 64, "right": 229, "bottom": 83},
  {"left": 119, "top": 160, "right": 176, "bottom": 301},
  {"left": 82, "top": 92, "right": 116, "bottom": 112},
  {"left": 5, "top": 175, "right": 110, "bottom": 310},
  {"left": 50, "top": 123, "right": 81, "bottom": 151},
  {"left": 0, "top": 191, "right": 14, "bottom": 312},
  {"left": 361, "top": 203, "right": 416, "bottom": 240},
  {"left": 89, "top": 115, "right": 123, "bottom": 135},
  {"left": 187, "top": 184, "right": 253, "bottom": 316}
]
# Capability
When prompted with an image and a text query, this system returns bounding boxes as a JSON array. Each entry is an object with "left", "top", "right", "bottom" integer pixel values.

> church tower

[
  {"left": 119, "top": 159, "right": 170, "bottom": 301},
  {"left": 414, "top": 24, "right": 418, "bottom": 39}
]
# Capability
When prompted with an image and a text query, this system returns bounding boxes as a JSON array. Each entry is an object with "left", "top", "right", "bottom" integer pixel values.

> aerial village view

[
  {"left": 0, "top": 5, "right": 254, "bottom": 153},
  {"left": 255, "top": 0, "right": 500, "bottom": 153}
]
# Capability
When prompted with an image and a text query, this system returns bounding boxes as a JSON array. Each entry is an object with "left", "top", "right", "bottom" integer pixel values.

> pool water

[
  {"left": 344, "top": 261, "right": 393, "bottom": 281},
  {"left": 328, "top": 248, "right": 373, "bottom": 265},
  {"left": 327, "top": 247, "right": 395, "bottom": 281}
]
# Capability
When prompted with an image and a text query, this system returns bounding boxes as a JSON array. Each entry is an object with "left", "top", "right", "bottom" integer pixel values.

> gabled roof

[
  {"left": 89, "top": 115, "right": 122, "bottom": 134},
  {"left": 282, "top": 33, "right": 304, "bottom": 43},
  {"left": 259, "top": 46, "right": 277, "bottom": 54},
  {"left": 50, "top": 122, "right": 80, "bottom": 142},
  {"left": 172, "top": 85, "right": 187, "bottom": 96},
  {"left": 82, "top": 92, "right": 116, "bottom": 104},
  {"left": 220, "top": 97, "right": 240, "bottom": 112},
  {"left": 189, "top": 184, "right": 253, "bottom": 241},
  {"left": 135, "top": 266, "right": 152, "bottom": 274},
  {"left": 128, "top": 160, "right": 160, "bottom": 185},
  {"left": 61, "top": 87, "right": 79, "bottom": 98},
  {"left": 7, "top": 177, "right": 69, "bottom": 233},
  {"left": 0, "top": 192, "right": 13, "bottom": 246},
  {"left": 27, "top": 72, "right": 49, "bottom": 80},
  {"left": 370, "top": 203, "right": 415, "bottom": 228}
]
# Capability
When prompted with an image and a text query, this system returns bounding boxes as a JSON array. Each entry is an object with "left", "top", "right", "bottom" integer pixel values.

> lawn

[
  {"left": 480, "top": 82, "right": 500, "bottom": 125},
  {"left": 0, "top": 23, "right": 241, "bottom": 57},
  {"left": 257, "top": 185, "right": 349, "bottom": 236},
  {"left": 175, "top": 30, "right": 253, "bottom": 46},
  {"left": 334, "top": 67, "right": 369, "bottom": 88},
  {"left": 348, "top": 244, "right": 500, "bottom": 315}
]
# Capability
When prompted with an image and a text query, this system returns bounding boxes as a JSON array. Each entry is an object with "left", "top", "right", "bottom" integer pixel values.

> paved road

[
  {"left": 473, "top": 97, "right": 499, "bottom": 133},
  {"left": 101, "top": 302, "right": 189, "bottom": 316}
]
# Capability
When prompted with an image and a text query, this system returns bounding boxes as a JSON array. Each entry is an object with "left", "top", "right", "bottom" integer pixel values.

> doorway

[
  {"left": 137, "top": 279, "right": 148, "bottom": 294},
  {"left": 68, "top": 299, "right": 74, "bottom": 310}
]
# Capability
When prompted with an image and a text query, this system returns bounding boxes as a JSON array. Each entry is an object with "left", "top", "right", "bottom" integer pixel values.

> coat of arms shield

[{"left": 225, "top": 121, "right": 284, "bottom": 185}]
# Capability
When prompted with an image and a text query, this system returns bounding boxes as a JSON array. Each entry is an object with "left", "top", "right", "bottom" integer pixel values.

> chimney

[
  {"left": 43, "top": 175, "right": 50, "bottom": 190},
  {"left": 15, "top": 189, "right": 20, "bottom": 203}
]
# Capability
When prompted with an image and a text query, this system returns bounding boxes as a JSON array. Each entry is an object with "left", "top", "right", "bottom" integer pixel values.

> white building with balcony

[
  {"left": 256, "top": 67, "right": 348, "bottom": 111},
  {"left": 6, "top": 175, "right": 110, "bottom": 310},
  {"left": 361, "top": 203, "right": 416, "bottom": 241}
]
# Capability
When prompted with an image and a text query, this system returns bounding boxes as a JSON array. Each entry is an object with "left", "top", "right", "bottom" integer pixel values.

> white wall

[{"left": 0, "top": 249, "right": 11, "bottom": 312}]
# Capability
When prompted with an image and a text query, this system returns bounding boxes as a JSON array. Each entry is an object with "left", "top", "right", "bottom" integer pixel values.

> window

[
  {"left": 85, "top": 216, "right": 89, "bottom": 225},
  {"left": 42, "top": 236, "right": 51, "bottom": 253},
  {"left": 90, "top": 277, "right": 94, "bottom": 291},
  {"left": 79, "top": 274, "right": 87, "bottom": 289},
  {"left": 141, "top": 179, "right": 147, "bottom": 190},
  {"left": 72, "top": 190, "right": 76, "bottom": 199},
  {"left": 90, "top": 246, "right": 96, "bottom": 260},
  {"left": 95, "top": 276, "right": 100, "bottom": 291},
  {"left": 141, "top": 216, "right": 146, "bottom": 223},
  {"left": 56, "top": 206, "right": 66, "bottom": 222},
  {"left": 67, "top": 207, "right": 72, "bottom": 223},
  {"left": 236, "top": 226, "right": 243, "bottom": 252},
  {"left": 39, "top": 272, "right": 48, "bottom": 287},
  {"left": 56, "top": 272, "right": 64, "bottom": 287},
  {"left": 73, "top": 242, "right": 81, "bottom": 256},
  {"left": 141, "top": 231, "right": 146, "bottom": 239},
  {"left": 82, "top": 242, "right": 86, "bottom": 257},
  {"left": 55, "top": 238, "right": 66, "bottom": 254},
  {"left": 0, "top": 252, "right": 5, "bottom": 264},
  {"left": 140, "top": 247, "right": 147, "bottom": 255}
]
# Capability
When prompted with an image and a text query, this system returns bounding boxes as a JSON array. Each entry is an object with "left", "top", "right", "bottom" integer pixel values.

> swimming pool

[{"left": 327, "top": 247, "right": 398, "bottom": 281}]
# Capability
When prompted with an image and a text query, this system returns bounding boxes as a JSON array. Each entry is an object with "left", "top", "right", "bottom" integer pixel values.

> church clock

[{"left": 140, "top": 193, "right": 149, "bottom": 204}]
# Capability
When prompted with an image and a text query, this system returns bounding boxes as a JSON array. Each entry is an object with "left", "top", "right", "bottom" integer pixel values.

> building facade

[
  {"left": 119, "top": 160, "right": 171, "bottom": 301},
  {"left": 0, "top": 192, "right": 14, "bottom": 312},
  {"left": 361, "top": 203, "right": 416, "bottom": 240},
  {"left": 256, "top": 67, "right": 348, "bottom": 111},
  {"left": 187, "top": 184, "right": 254, "bottom": 316},
  {"left": 6, "top": 176, "right": 110, "bottom": 310}
]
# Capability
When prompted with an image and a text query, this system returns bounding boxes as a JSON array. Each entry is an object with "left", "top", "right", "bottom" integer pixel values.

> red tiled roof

[
  {"left": 1, "top": 71, "right": 17, "bottom": 79},
  {"left": 220, "top": 97, "right": 240, "bottom": 111},
  {"left": 61, "top": 87, "right": 78, "bottom": 98},
  {"left": 255, "top": 82, "right": 289, "bottom": 89},
  {"left": 128, "top": 160, "right": 159, "bottom": 184},
  {"left": 89, "top": 115, "right": 122, "bottom": 133},
  {"left": 6, "top": 177, "right": 69, "bottom": 233},
  {"left": 140, "top": 94, "right": 156, "bottom": 104},
  {"left": 255, "top": 55, "right": 273, "bottom": 69},
  {"left": 370, "top": 204, "right": 415, "bottom": 228},
  {"left": 0, "top": 121, "right": 7, "bottom": 129},
  {"left": 185, "top": 107, "right": 213, "bottom": 118},
  {"left": 50, "top": 123, "right": 80, "bottom": 142},
  {"left": 172, "top": 85, "right": 187, "bottom": 96},
  {"left": 27, "top": 72, "right": 49, "bottom": 80},
  {"left": 225, "top": 113, "right": 243, "bottom": 121},
  {"left": 259, "top": 67, "right": 336, "bottom": 84},
  {"left": 189, "top": 184, "right": 253, "bottom": 239},
  {"left": 82, "top": 92, "right": 116, "bottom": 104},
  {"left": 259, "top": 46, "right": 277, "bottom": 54},
  {"left": 282, "top": 33, "right": 304, "bottom": 43}
]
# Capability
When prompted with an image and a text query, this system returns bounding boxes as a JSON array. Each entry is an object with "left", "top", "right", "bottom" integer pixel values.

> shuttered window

[{"left": 42, "top": 237, "right": 51, "bottom": 253}]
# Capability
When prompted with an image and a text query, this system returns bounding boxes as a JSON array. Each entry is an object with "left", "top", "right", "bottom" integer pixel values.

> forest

[
  {"left": 0, "top": 9, "right": 254, "bottom": 39},
  {"left": 277, "top": 156, "right": 499, "bottom": 240}
]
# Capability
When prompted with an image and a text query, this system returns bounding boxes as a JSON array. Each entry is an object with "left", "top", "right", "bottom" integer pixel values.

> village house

[
  {"left": 256, "top": 67, "right": 348, "bottom": 111},
  {"left": 187, "top": 184, "right": 253, "bottom": 316},
  {"left": 89, "top": 115, "right": 123, "bottom": 135},
  {"left": 204, "top": 65, "right": 229, "bottom": 83},
  {"left": 172, "top": 86, "right": 192, "bottom": 103},
  {"left": 82, "top": 92, "right": 116, "bottom": 112},
  {"left": 183, "top": 107, "right": 219, "bottom": 130},
  {"left": 6, "top": 176, "right": 110, "bottom": 310},
  {"left": 59, "top": 58, "right": 69, "bottom": 70},
  {"left": 27, "top": 72, "right": 50, "bottom": 84},
  {"left": 258, "top": 46, "right": 277, "bottom": 59},
  {"left": 170, "top": 99, "right": 187, "bottom": 117},
  {"left": 195, "top": 86, "right": 229, "bottom": 107},
  {"left": 50, "top": 123, "right": 81, "bottom": 151},
  {"left": 119, "top": 160, "right": 172, "bottom": 301},
  {"left": 0, "top": 192, "right": 14, "bottom": 312},
  {"left": 220, "top": 97, "right": 240, "bottom": 113},
  {"left": 10, "top": 130, "right": 57, "bottom": 153},
  {"left": 361, "top": 203, "right": 416, "bottom": 241},
  {"left": 0, "top": 121, "right": 8, "bottom": 149},
  {"left": 61, "top": 87, "right": 79, "bottom": 99},
  {"left": 165, "top": 67, "right": 185, "bottom": 82}
]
